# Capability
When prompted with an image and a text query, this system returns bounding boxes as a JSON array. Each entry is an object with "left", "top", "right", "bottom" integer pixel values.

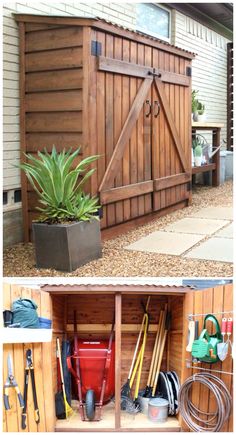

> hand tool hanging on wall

[
  {"left": 217, "top": 318, "right": 228, "bottom": 361},
  {"left": 178, "top": 372, "right": 232, "bottom": 432},
  {"left": 3, "top": 354, "right": 24, "bottom": 411},
  {"left": 57, "top": 337, "right": 73, "bottom": 419},
  {"left": 120, "top": 296, "right": 150, "bottom": 412},
  {"left": 191, "top": 314, "right": 222, "bottom": 363},
  {"left": 186, "top": 320, "right": 199, "bottom": 352},
  {"left": 21, "top": 349, "right": 40, "bottom": 429}
]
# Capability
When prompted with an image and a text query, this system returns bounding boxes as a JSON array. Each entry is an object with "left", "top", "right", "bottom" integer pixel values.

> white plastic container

[
  {"left": 148, "top": 398, "right": 169, "bottom": 423},
  {"left": 138, "top": 394, "right": 150, "bottom": 416}
]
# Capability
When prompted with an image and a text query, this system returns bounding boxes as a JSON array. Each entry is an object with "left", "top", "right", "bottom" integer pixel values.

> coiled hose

[{"left": 178, "top": 373, "right": 232, "bottom": 432}]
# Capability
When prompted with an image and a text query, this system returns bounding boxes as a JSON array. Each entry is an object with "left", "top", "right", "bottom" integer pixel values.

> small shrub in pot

[{"left": 20, "top": 147, "right": 102, "bottom": 271}]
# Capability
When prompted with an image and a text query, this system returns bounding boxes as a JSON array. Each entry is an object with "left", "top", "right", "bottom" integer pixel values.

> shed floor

[{"left": 55, "top": 401, "right": 180, "bottom": 432}]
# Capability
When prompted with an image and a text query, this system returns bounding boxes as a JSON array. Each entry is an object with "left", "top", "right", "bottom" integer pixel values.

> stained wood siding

[{"left": 2, "top": 283, "right": 55, "bottom": 432}]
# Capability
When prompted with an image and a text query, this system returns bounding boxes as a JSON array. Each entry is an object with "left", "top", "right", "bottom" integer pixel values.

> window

[
  {"left": 3, "top": 189, "right": 22, "bottom": 209},
  {"left": 136, "top": 3, "right": 171, "bottom": 42},
  {"left": 14, "top": 189, "right": 22, "bottom": 203}
]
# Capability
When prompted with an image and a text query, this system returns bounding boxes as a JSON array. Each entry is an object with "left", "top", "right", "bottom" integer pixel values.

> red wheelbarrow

[{"left": 67, "top": 313, "right": 115, "bottom": 421}]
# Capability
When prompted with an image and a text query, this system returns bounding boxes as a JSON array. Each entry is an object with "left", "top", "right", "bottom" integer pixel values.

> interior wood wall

[
  {"left": 181, "top": 284, "right": 233, "bottom": 432},
  {"left": 2, "top": 283, "right": 55, "bottom": 432}
]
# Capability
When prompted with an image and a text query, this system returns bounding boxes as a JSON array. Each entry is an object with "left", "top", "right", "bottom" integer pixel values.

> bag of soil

[{"left": 12, "top": 298, "right": 39, "bottom": 328}]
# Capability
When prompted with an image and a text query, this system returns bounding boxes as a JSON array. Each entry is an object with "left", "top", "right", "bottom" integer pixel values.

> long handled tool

[
  {"left": 132, "top": 312, "right": 149, "bottom": 408},
  {"left": 143, "top": 309, "right": 164, "bottom": 397},
  {"left": 121, "top": 296, "right": 150, "bottom": 411},
  {"left": 21, "top": 349, "right": 40, "bottom": 429},
  {"left": 149, "top": 306, "right": 168, "bottom": 395},
  {"left": 152, "top": 312, "right": 171, "bottom": 397},
  {"left": 56, "top": 338, "right": 73, "bottom": 418}
]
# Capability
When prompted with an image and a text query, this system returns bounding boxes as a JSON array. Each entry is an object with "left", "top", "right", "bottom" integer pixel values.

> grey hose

[{"left": 178, "top": 372, "right": 232, "bottom": 432}]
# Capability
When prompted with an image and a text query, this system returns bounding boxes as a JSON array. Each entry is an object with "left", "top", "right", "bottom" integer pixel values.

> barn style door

[{"left": 97, "top": 55, "right": 191, "bottom": 227}]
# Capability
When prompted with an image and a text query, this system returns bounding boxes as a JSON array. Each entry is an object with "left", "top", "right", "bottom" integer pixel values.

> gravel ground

[{"left": 3, "top": 180, "right": 233, "bottom": 277}]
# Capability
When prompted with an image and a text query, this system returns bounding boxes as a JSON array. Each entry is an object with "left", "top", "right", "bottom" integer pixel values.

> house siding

[{"left": 3, "top": 2, "right": 230, "bottom": 246}]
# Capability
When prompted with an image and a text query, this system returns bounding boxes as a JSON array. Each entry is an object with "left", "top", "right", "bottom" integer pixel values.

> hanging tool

[
  {"left": 132, "top": 310, "right": 149, "bottom": 409},
  {"left": 121, "top": 296, "right": 150, "bottom": 412},
  {"left": 186, "top": 320, "right": 198, "bottom": 352},
  {"left": 4, "top": 354, "right": 24, "bottom": 410},
  {"left": 57, "top": 338, "right": 74, "bottom": 419},
  {"left": 217, "top": 318, "right": 228, "bottom": 361},
  {"left": 21, "top": 349, "right": 40, "bottom": 429},
  {"left": 191, "top": 314, "right": 222, "bottom": 363},
  {"left": 152, "top": 311, "right": 171, "bottom": 397}
]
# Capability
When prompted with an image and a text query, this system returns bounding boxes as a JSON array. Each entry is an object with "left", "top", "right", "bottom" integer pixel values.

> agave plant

[{"left": 19, "top": 146, "right": 100, "bottom": 223}]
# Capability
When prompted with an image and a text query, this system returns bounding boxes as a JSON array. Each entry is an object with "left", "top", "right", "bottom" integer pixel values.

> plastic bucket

[
  {"left": 38, "top": 317, "right": 52, "bottom": 329},
  {"left": 148, "top": 398, "right": 169, "bottom": 423}
]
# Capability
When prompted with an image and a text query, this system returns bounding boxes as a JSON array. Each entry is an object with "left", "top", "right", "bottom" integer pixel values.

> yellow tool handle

[
  {"left": 134, "top": 313, "right": 149, "bottom": 399},
  {"left": 147, "top": 310, "right": 163, "bottom": 386},
  {"left": 152, "top": 330, "right": 168, "bottom": 397}
]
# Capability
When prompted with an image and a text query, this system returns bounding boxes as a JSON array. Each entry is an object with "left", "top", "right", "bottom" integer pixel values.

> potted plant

[
  {"left": 19, "top": 147, "right": 102, "bottom": 272},
  {"left": 192, "top": 90, "right": 199, "bottom": 121},
  {"left": 192, "top": 137, "right": 203, "bottom": 167},
  {"left": 197, "top": 101, "right": 206, "bottom": 122}
]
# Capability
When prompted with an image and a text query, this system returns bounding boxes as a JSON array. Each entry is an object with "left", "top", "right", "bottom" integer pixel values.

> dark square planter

[{"left": 32, "top": 219, "right": 102, "bottom": 272}]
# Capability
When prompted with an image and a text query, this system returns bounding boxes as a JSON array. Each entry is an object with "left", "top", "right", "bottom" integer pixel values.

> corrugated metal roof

[{"left": 13, "top": 13, "right": 196, "bottom": 58}]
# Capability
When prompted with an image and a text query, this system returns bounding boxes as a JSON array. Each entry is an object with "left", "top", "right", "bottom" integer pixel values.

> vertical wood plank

[
  {"left": 169, "top": 54, "right": 177, "bottom": 206},
  {"left": 143, "top": 45, "right": 152, "bottom": 214},
  {"left": 96, "top": 31, "right": 107, "bottom": 229},
  {"left": 40, "top": 291, "right": 55, "bottom": 432},
  {"left": 130, "top": 41, "right": 138, "bottom": 218},
  {"left": 179, "top": 58, "right": 186, "bottom": 201},
  {"left": 152, "top": 48, "right": 161, "bottom": 211},
  {"left": 164, "top": 52, "right": 171, "bottom": 206},
  {"left": 115, "top": 293, "right": 122, "bottom": 429},
  {"left": 212, "top": 128, "right": 221, "bottom": 186},
  {"left": 137, "top": 43, "right": 145, "bottom": 216},
  {"left": 122, "top": 38, "right": 131, "bottom": 221},
  {"left": 19, "top": 23, "right": 29, "bottom": 242},
  {"left": 114, "top": 37, "right": 123, "bottom": 224},
  {"left": 105, "top": 33, "right": 116, "bottom": 225},
  {"left": 191, "top": 290, "right": 203, "bottom": 413},
  {"left": 174, "top": 56, "right": 181, "bottom": 203},
  {"left": 3, "top": 283, "right": 13, "bottom": 433},
  {"left": 158, "top": 50, "right": 166, "bottom": 209}
]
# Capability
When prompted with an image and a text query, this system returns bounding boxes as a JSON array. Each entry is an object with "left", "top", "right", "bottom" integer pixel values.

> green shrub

[{"left": 19, "top": 147, "right": 100, "bottom": 223}]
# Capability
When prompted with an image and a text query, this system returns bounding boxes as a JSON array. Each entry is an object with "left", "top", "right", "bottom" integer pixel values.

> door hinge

[
  {"left": 91, "top": 40, "right": 102, "bottom": 56},
  {"left": 186, "top": 66, "right": 192, "bottom": 77},
  {"left": 187, "top": 181, "right": 192, "bottom": 191}
]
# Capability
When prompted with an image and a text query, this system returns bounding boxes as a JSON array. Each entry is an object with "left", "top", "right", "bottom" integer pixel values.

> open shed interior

[{"left": 3, "top": 283, "right": 233, "bottom": 432}]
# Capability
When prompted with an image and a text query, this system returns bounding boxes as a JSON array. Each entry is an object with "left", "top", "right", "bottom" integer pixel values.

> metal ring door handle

[
  {"left": 145, "top": 99, "right": 152, "bottom": 117},
  {"left": 154, "top": 101, "right": 160, "bottom": 118}
]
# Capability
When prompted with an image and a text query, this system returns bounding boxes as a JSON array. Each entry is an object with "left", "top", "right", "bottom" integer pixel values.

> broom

[{"left": 56, "top": 338, "right": 73, "bottom": 418}]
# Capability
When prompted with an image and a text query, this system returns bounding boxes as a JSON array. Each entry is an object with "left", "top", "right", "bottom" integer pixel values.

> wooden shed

[
  {"left": 14, "top": 14, "right": 195, "bottom": 241},
  {"left": 3, "top": 282, "right": 233, "bottom": 432}
]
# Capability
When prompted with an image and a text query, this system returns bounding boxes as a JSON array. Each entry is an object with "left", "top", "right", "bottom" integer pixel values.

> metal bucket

[
  {"left": 138, "top": 394, "right": 150, "bottom": 416},
  {"left": 148, "top": 398, "right": 169, "bottom": 423}
]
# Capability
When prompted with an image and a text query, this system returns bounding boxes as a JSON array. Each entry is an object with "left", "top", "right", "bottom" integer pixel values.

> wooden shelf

[
  {"left": 2, "top": 328, "right": 52, "bottom": 343},
  {"left": 192, "top": 163, "right": 216, "bottom": 174},
  {"left": 192, "top": 122, "right": 224, "bottom": 128}
]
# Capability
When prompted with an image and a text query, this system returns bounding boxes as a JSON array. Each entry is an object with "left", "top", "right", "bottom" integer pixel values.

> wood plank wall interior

[
  {"left": 20, "top": 20, "right": 192, "bottom": 241},
  {"left": 181, "top": 284, "right": 233, "bottom": 432},
  {"left": 2, "top": 283, "right": 55, "bottom": 432}
]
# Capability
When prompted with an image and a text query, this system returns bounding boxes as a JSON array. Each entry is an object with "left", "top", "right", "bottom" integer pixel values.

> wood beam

[
  {"left": 115, "top": 293, "right": 121, "bottom": 430},
  {"left": 154, "top": 173, "right": 191, "bottom": 191},
  {"left": 100, "top": 180, "right": 154, "bottom": 205}
]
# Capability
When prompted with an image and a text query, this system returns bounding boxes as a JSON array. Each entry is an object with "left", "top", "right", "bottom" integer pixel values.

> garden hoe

[{"left": 121, "top": 296, "right": 150, "bottom": 412}]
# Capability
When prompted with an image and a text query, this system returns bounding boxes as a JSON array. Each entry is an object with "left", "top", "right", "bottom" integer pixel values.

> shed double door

[{"left": 97, "top": 56, "right": 191, "bottom": 228}]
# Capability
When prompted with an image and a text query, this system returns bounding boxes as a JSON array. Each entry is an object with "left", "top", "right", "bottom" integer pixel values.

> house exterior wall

[{"left": 3, "top": 2, "right": 230, "bottom": 247}]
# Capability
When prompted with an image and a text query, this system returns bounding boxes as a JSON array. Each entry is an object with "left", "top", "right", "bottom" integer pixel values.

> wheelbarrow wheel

[{"left": 85, "top": 389, "right": 95, "bottom": 421}]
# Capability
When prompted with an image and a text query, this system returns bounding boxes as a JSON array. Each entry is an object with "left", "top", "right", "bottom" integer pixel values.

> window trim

[{"left": 136, "top": 3, "right": 171, "bottom": 43}]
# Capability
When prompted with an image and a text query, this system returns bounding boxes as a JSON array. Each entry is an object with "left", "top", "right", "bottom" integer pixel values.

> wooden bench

[{"left": 192, "top": 122, "right": 224, "bottom": 186}]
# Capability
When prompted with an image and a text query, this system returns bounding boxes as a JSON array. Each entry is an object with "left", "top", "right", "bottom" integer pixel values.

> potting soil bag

[{"left": 12, "top": 298, "right": 39, "bottom": 328}]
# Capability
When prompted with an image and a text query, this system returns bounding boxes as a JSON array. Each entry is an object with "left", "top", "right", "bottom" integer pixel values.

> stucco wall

[{"left": 3, "top": 2, "right": 230, "bottom": 247}]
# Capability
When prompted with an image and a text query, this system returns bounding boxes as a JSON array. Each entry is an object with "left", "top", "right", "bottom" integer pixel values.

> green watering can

[{"left": 191, "top": 314, "right": 222, "bottom": 363}]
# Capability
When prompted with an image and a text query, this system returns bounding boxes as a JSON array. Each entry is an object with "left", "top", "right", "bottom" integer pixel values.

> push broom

[{"left": 56, "top": 338, "right": 73, "bottom": 418}]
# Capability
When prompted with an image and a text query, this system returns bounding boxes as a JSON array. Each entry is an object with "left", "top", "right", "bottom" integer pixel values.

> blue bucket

[{"left": 38, "top": 317, "right": 52, "bottom": 329}]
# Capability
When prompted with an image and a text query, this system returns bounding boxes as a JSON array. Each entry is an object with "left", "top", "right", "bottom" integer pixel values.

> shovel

[{"left": 217, "top": 318, "right": 228, "bottom": 361}]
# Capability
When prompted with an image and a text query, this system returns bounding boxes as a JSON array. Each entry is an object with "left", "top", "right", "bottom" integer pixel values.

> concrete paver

[
  {"left": 190, "top": 206, "right": 233, "bottom": 220},
  {"left": 184, "top": 237, "right": 233, "bottom": 263},
  {"left": 215, "top": 223, "right": 233, "bottom": 239},
  {"left": 125, "top": 231, "right": 204, "bottom": 256},
  {"left": 164, "top": 218, "right": 229, "bottom": 235}
]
